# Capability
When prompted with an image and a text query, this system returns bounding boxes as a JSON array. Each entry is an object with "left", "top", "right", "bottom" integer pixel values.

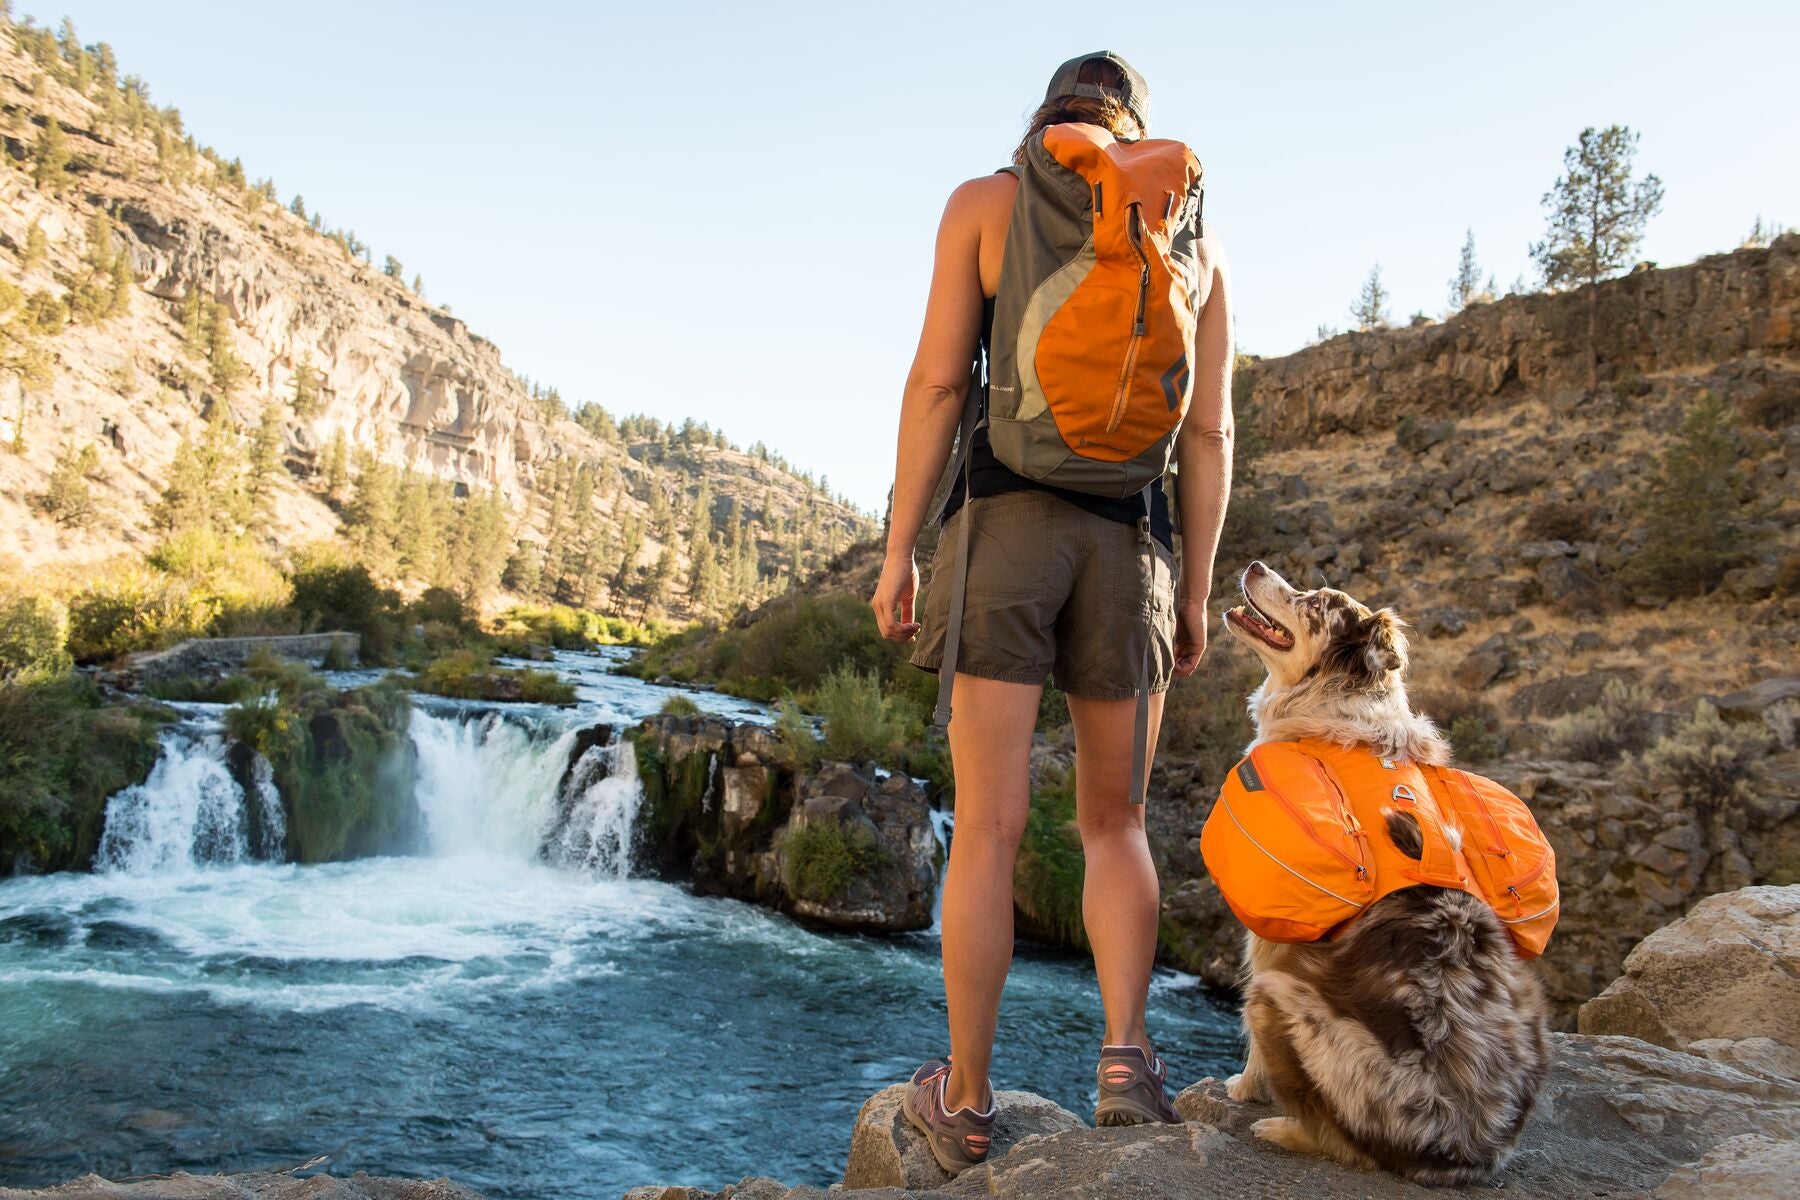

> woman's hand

[
  {"left": 1173, "top": 595, "right": 1209, "bottom": 677},
  {"left": 873, "top": 553, "right": 922, "bottom": 642}
]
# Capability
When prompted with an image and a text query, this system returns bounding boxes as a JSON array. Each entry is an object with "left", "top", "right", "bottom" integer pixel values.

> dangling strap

[
  {"left": 1129, "top": 483, "right": 1156, "bottom": 805},
  {"left": 932, "top": 359, "right": 984, "bottom": 729}
]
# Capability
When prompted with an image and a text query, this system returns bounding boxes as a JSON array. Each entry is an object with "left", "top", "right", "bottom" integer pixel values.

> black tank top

[{"left": 941, "top": 296, "right": 1176, "bottom": 550}]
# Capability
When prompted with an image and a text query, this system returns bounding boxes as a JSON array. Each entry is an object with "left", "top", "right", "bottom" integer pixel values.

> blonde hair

[{"left": 1013, "top": 59, "right": 1144, "bottom": 165}]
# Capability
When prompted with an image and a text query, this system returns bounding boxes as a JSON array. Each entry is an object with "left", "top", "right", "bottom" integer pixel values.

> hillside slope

[{"left": 0, "top": 16, "right": 872, "bottom": 619}]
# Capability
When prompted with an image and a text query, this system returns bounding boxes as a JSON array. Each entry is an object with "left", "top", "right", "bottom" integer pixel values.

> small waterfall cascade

[
  {"left": 408, "top": 706, "right": 641, "bottom": 875},
  {"left": 928, "top": 805, "right": 954, "bottom": 932},
  {"left": 97, "top": 713, "right": 263, "bottom": 874},
  {"left": 545, "top": 739, "right": 641, "bottom": 876}
]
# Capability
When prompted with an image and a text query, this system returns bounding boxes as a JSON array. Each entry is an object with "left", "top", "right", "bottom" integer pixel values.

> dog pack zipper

[
  {"left": 1247, "top": 747, "right": 1370, "bottom": 883},
  {"left": 1444, "top": 768, "right": 1549, "bottom": 918}
]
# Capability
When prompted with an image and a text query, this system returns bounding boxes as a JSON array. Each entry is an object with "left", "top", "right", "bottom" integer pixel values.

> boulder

[
  {"left": 841, "top": 1083, "right": 1083, "bottom": 1191},
  {"left": 1454, "top": 633, "right": 1511, "bottom": 689},
  {"left": 1579, "top": 885, "right": 1800, "bottom": 1081},
  {"left": 1653, "top": 1134, "right": 1800, "bottom": 1199},
  {"left": 1507, "top": 667, "right": 1641, "bottom": 718},
  {"left": 1713, "top": 678, "right": 1800, "bottom": 722}
]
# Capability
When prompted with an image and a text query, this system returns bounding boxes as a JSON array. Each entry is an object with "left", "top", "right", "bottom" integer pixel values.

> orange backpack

[{"left": 1199, "top": 739, "right": 1559, "bottom": 958}]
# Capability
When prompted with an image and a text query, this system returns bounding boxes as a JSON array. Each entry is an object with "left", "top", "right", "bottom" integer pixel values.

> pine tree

[
  {"left": 1350, "top": 264, "right": 1390, "bottom": 331},
  {"left": 323, "top": 429, "right": 350, "bottom": 501},
  {"left": 154, "top": 418, "right": 248, "bottom": 536},
  {"left": 205, "top": 300, "right": 248, "bottom": 393},
  {"left": 411, "top": 274, "right": 424, "bottom": 297},
  {"left": 291, "top": 360, "right": 322, "bottom": 421},
  {"left": 1448, "top": 229, "right": 1484, "bottom": 310},
  {"left": 33, "top": 118, "right": 69, "bottom": 193},
  {"left": 344, "top": 451, "right": 400, "bottom": 575},
  {"left": 1531, "top": 125, "right": 1663, "bottom": 393},
  {"left": 110, "top": 247, "right": 134, "bottom": 315},
  {"left": 289, "top": 194, "right": 307, "bottom": 220},
  {"left": 245, "top": 409, "right": 285, "bottom": 530},
  {"left": 382, "top": 255, "right": 403, "bottom": 280},
  {"left": 504, "top": 540, "right": 545, "bottom": 598},
  {"left": 180, "top": 284, "right": 207, "bottom": 351},
  {"left": 22, "top": 222, "right": 46, "bottom": 271}
]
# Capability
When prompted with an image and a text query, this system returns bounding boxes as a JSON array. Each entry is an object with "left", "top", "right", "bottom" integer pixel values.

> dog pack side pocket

[
  {"left": 1424, "top": 765, "right": 1561, "bottom": 958},
  {"left": 1202, "top": 745, "right": 1374, "bottom": 943}
]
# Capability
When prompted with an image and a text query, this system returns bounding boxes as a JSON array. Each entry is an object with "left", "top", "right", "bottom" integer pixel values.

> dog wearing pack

[{"left": 1209, "top": 561, "right": 1553, "bottom": 1186}]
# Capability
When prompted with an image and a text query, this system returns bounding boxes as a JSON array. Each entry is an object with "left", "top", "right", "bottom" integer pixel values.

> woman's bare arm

[
  {"left": 1171, "top": 240, "right": 1235, "bottom": 675},
  {"left": 873, "top": 180, "right": 990, "bottom": 641}
]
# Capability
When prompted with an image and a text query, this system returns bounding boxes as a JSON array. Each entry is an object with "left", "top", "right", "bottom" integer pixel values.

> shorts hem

[
  {"left": 1059, "top": 682, "right": 1174, "bottom": 701},
  {"left": 910, "top": 657, "right": 1048, "bottom": 687}
]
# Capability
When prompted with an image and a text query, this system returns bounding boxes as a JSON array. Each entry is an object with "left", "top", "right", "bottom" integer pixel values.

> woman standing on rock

[{"left": 872, "top": 52, "right": 1234, "bottom": 1173}]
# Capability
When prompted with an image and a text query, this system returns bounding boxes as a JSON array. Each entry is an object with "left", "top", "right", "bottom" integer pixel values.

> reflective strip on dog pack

[{"left": 1201, "top": 739, "right": 1560, "bottom": 957}]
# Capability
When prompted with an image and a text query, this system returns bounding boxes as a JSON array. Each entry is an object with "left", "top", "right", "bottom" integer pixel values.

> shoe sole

[
  {"left": 1095, "top": 1097, "right": 1178, "bottom": 1127},
  {"left": 903, "top": 1094, "right": 984, "bottom": 1175}
]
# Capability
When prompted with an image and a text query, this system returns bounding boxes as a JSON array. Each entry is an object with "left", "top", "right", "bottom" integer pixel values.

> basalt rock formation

[{"left": 630, "top": 713, "right": 940, "bottom": 933}]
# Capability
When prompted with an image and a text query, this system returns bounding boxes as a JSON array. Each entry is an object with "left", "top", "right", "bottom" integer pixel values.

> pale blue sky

[{"left": 44, "top": 1, "right": 1800, "bottom": 511}]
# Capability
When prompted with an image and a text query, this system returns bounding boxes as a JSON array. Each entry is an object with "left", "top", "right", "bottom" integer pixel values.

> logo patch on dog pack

[
  {"left": 1236, "top": 759, "right": 1264, "bottom": 792},
  {"left": 1379, "top": 758, "right": 1398, "bottom": 770}
]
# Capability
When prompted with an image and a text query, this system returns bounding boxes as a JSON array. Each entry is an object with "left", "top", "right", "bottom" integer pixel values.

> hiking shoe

[
  {"left": 1094, "top": 1044, "right": 1181, "bottom": 1126},
  {"left": 903, "top": 1059, "right": 996, "bottom": 1175}
]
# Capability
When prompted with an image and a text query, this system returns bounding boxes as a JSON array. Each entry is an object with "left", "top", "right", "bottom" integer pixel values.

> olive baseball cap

[{"left": 1044, "top": 51, "right": 1149, "bottom": 130}]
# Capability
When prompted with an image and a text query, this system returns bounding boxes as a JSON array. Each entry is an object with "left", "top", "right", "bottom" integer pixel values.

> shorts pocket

[
  {"left": 1111, "top": 532, "right": 1176, "bottom": 618},
  {"left": 962, "top": 492, "right": 1053, "bottom": 601}
]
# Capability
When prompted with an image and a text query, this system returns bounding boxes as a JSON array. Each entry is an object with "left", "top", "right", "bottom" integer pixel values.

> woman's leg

[
  {"left": 1067, "top": 690, "right": 1167, "bottom": 1052},
  {"left": 940, "top": 672, "right": 1042, "bottom": 1112}
]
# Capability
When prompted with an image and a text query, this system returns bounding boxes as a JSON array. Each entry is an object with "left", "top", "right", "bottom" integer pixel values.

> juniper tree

[
  {"left": 41, "top": 441, "right": 99, "bottom": 527},
  {"left": 1631, "top": 392, "right": 1754, "bottom": 598},
  {"left": 1531, "top": 125, "right": 1663, "bottom": 393},
  {"left": 1350, "top": 264, "right": 1389, "bottom": 331}
]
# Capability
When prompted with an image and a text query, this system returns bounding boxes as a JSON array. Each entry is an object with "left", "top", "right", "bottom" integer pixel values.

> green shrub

[
  {"left": 816, "top": 666, "right": 915, "bottom": 763},
  {"left": 1629, "top": 700, "right": 1773, "bottom": 808},
  {"left": 1542, "top": 680, "right": 1661, "bottom": 762},
  {"left": 518, "top": 668, "right": 577, "bottom": 705},
  {"left": 1014, "top": 766, "right": 1085, "bottom": 948},
  {"left": 320, "top": 636, "right": 356, "bottom": 672},
  {"left": 629, "top": 592, "right": 900, "bottom": 700},
  {"left": 1520, "top": 499, "right": 1595, "bottom": 543},
  {"left": 773, "top": 698, "right": 822, "bottom": 770},
  {"left": 782, "top": 819, "right": 883, "bottom": 903},
  {"left": 0, "top": 590, "right": 69, "bottom": 679},
  {"left": 1448, "top": 714, "right": 1500, "bottom": 763},
  {"left": 0, "top": 673, "right": 170, "bottom": 873},
  {"left": 496, "top": 603, "right": 665, "bottom": 650},
  {"left": 144, "top": 673, "right": 262, "bottom": 704},
  {"left": 660, "top": 694, "right": 700, "bottom": 716},
  {"left": 287, "top": 550, "right": 404, "bottom": 664}
]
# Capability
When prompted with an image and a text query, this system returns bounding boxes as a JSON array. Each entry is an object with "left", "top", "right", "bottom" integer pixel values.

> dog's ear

[{"left": 1364, "top": 609, "right": 1408, "bottom": 676}]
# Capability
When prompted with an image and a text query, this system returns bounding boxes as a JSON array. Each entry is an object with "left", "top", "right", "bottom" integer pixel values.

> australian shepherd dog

[{"left": 1218, "top": 560, "right": 1550, "bottom": 1185}]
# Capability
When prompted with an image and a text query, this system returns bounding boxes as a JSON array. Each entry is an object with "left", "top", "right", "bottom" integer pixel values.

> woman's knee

[
  {"left": 1076, "top": 798, "right": 1147, "bottom": 844},
  {"left": 952, "top": 809, "right": 1029, "bottom": 850}
]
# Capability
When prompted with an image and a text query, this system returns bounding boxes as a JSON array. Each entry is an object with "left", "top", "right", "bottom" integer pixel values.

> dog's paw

[
  {"left": 1226, "top": 1072, "right": 1267, "bottom": 1104},
  {"left": 1251, "top": 1116, "right": 1315, "bottom": 1154}
]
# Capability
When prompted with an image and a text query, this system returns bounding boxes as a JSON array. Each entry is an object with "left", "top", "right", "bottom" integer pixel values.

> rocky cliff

[{"left": 0, "top": 18, "right": 871, "bottom": 616}]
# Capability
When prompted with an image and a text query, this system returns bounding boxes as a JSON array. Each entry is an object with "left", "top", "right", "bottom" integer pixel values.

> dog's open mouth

[{"left": 1227, "top": 596, "right": 1294, "bottom": 650}]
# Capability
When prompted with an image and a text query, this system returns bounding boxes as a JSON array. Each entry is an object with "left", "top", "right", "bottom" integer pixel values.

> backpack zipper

[{"left": 1105, "top": 207, "right": 1152, "bottom": 435}]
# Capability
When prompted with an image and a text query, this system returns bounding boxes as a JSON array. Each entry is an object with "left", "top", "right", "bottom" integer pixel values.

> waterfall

[
  {"left": 96, "top": 697, "right": 642, "bottom": 878},
  {"left": 546, "top": 739, "right": 640, "bottom": 877},
  {"left": 928, "top": 805, "right": 954, "bottom": 932},
  {"left": 97, "top": 717, "right": 254, "bottom": 874},
  {"left": 408, "top": 707, "right": 639, "bottom": 875}
]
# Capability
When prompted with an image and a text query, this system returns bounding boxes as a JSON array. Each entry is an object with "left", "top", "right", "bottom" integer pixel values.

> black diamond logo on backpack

[{"left": 1160, "top": 353, "right": 1190, "bottom": 411}]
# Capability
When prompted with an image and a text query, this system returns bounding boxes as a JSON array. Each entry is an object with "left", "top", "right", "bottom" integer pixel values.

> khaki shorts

[{"left": 910, "top": 489, "right": 1177, "bottom": 700}]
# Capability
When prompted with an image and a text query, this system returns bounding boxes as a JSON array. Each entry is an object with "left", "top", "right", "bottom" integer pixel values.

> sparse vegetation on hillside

[{"left": 1628, "top": 392, "right": 1758, "bottom": 599}]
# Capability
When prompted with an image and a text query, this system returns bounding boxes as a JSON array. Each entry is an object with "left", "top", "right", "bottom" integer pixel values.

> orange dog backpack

[
  {"left": 1200, "top": 739, "right": 1559, "bottom": 958},
  {"left": 933, "top": 122, "right": 1206, "bottom": 806}
]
